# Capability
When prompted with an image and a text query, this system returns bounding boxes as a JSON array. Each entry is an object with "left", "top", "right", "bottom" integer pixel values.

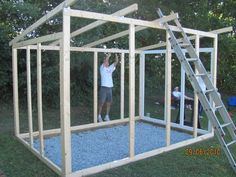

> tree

[{"left": 0, "top": 0, "right": 235, "bottom": 105}]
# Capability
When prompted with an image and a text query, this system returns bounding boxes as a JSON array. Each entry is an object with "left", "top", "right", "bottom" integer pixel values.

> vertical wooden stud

[
  {"left": 165, "top": 32, "right": 171, "bottom": 146},
  {"left": 180, "top": 56, "right": 186, "bottom": 126},
  {"left": 94, "top": 52, "right": 98, "bottom": 123},
  {"left": 129, "top": 24, "right": 135, "bottom": 158},
  {"left": 60, "top": 7, "right": 72, "bottom": 176},
  {"left": 37, "top": 43, "right": 44, "bottom": 155},
  {"left": 139, "top": 53, "right": 145, "bottom": 119},
  {"left": 193, "top": 34, "right": 200, "bottom": 138},
  {"left": 120, "top": 53, "right": 125, "bottom": 119},
  {"left": 12, "top": 48, "right": 20, "bottom": 136},
  {"left": 26, "top": 46, "right": 33, "bottom": 147},
  {"left": 209, "top": 36, "right": 218, "bottom": 133}
]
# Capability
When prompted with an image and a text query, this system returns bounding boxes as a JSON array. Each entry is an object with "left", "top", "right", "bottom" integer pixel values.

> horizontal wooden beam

[
  {"left": 50, "top": 4, "right": 138, "bottom": 46},
  {"left": 17, "top": 45, "right": 142, "bottom": 54},
  {"left": 17, "top": 45, "right": 213, "bottom": 54},
  {"left": 19, "top": 117, "right": 140, "bottom": 139},
  {"left": 68, "top": 133, "right": 213, "bottom": 177},
  {"left": 83, "top": 19, "right": 216, "bottom": 48},
  {"left": 13, "top": 32, "right": 63, "bottom": 48},
  {"left": 142, "top": 116, "right": 208, "bottom": 135},
  {"left": 16, "top": 136, "right": 62, "bottom": 175},
  {"left": 67, "top": 8, "right": 178, "bottom": 29},
  {"left": 138, "top": 26, "right": 232, "bottom": 51},
  {"left": 70, "top": 46, "right": 134, "bottom": 53},
  {"left": 82, "top": 18, "right": 175, "bottom": 48},
  {"left": 9, "top": 0, "right": 76, "bottom": 46},
  {"left": 169, "top": 25, "right": 216, "bottom": 38},
  {"left": 18, "top": 45, "right": 61, "bottom": 51},
  {"left": 211, "top": 26, "right": 233, "bottom": 34}
]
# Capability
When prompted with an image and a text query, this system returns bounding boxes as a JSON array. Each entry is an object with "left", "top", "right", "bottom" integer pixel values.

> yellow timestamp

[{"left": 185, "top": 147, "right": 221, "bottom": 156}]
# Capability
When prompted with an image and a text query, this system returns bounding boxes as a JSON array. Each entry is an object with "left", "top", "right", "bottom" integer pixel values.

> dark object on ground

[{"left": 227, "top": 96, "right": 236, "bottom": 111}]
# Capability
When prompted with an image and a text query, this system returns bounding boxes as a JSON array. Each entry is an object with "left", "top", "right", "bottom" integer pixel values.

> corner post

[
  {"left": 26, "top": 46, "right": 33, "bottom": 147},
  {"left": 37, "top": 43, "right": 44, "bottom": 155},
  {"left": 12, "top": 47, "right": 19, "bottom": 136},
  {"left": 209, "top": 35, "right": 218, "bottom": 134},
  {"left": 165, "top": 32, "right": 172, "bottom": 146},
  {"left": 60, "top": 7, "right": 72, "bottom": 176}
]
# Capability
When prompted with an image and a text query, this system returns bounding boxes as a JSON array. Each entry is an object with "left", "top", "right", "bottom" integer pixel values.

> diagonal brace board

[
  {"left": 50, "top": 4, "right": 138, "bottom": 46},
  {"left": 9, "top": 0, "right": 76, "bottom": 46}
]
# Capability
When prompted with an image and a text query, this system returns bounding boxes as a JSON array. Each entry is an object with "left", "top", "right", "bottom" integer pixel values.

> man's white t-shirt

[
  {"left": 100, "top": 64, "right": 115, "bottom": 88},
  {"left": 172, "top": 91, "right": 182, "bottom": 99}
]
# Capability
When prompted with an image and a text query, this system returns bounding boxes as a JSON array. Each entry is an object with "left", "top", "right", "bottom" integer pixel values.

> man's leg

[
  {"left": 98, "top": 102, "right": 104, "bottom": 122},
  {"left": 98, "top": 102, "right": 104, "bottom": 115},
  {"left": 98, "top": 87, "right": 106, "bottom": 122},
  {"left": 106, "top": 102, "right": 111, "bottom": 115},
  {"left": 104, "top": 88, "right": 112, "bottom": 121}
]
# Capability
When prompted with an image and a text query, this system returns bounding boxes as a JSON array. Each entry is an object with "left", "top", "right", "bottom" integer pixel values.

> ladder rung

[
  {"left": 215, "top": 105, "right": 223, "bottom": 110},
  {"left": 227, "top": 140, "right": 236, "bottom": 147},
  {"left": 221, "top": 122, "right": 232, "bottom": 128},
  {"left": 204, "top": 89, "right": 214, "bottom": 94},
  {"left": 179, "top": 43, "right": 190, "bottom": 47},
  {"left": 195, "top": 73, "right": 207, "bottom": 77},
  {"left": 186, "top": 58, "right": 198, "bottom": 62}
]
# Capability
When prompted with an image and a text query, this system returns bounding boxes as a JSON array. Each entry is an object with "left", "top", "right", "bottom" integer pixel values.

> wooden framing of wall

[
  {"left": 140, "top": 48, "right": 214, "bottom": 136},
  {"left": 10, "top": 1, "right": 232, "bottom": 177}
]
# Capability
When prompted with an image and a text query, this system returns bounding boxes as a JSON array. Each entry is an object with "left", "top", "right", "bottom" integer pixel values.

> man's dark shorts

[{"left": 99, "top": 86, "right": 112, "bottom": 103}]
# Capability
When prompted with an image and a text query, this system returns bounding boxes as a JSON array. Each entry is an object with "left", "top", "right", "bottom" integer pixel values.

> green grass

[{"left": 0, "top": 97, "right": 236, "bottom": 177}]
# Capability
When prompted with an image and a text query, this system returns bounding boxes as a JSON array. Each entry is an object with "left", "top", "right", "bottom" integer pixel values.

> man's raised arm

[{"left": 113, "top": 54, "right": 119, "bottom": 66}]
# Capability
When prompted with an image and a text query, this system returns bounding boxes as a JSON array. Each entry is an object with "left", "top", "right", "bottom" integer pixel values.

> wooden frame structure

[{"left": 10, "top": 1, "right": 233, "bottom": 176}]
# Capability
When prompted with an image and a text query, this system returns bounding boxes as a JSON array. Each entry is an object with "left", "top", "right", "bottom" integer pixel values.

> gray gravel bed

[{"left": 33, "top": 121, "right": 192, "bottom": 172}]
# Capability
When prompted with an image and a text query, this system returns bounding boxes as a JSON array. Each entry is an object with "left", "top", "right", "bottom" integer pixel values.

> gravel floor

[{"left": 33, "top": 121, "right": 192, "bottom": 172}]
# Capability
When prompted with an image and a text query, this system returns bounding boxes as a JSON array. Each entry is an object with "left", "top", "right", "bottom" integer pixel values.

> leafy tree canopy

[{"left": 0, "top": 0, "right": 235, "bottom": 104}]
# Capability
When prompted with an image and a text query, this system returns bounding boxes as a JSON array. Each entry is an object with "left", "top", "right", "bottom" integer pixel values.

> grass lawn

[{"left": 0, "top": 97, "right": 236, "bottom": 177}]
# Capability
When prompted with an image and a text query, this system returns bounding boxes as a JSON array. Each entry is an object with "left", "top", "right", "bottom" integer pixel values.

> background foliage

[{"left": 0, "top": 0, "right": 235, "bottom": 106}]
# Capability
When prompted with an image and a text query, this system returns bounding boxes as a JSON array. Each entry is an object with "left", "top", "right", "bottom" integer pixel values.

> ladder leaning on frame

[{"left": 157, "top": 8, "right": 236, "bottom": 173}]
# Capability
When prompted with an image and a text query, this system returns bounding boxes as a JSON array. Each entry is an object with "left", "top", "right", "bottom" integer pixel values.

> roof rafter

[
  {"left": 66, "top": 9, "right": 178, "bottom": 30},
  {"left": 9, "top": 0, "right": 76, "bottom": 46},
  {"left": 137, "top": 26, "right": 232, "bottom": 51},
  {"left": 50, "top": 4, "right": 138, "bottom": 46},
  {"left": 82, "top": 18, "right": 215, "bottom": 48}
]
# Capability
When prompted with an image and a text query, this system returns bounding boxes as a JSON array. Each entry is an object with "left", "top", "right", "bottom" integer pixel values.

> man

[
  {"left": 173, "top": 86, "right": 201, "bottom": 128},
  {"left": 172, "top": 86, "right": 194, "bottom": 110},
  {"left": 98, "top": 53, "right": 119, "bottom": 122}
]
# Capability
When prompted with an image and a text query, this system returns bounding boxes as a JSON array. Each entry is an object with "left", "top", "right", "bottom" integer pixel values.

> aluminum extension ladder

[{"left": 157, "top": 9, "right": 236, "bottom": 172}]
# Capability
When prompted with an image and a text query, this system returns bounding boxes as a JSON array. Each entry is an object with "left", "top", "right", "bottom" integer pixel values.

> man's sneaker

[
  {"left": 104, "top": 115, "right": 110, "bottom": 121},
  {"left": 98, "top": 115, "right": 103, "bottom": 122}
]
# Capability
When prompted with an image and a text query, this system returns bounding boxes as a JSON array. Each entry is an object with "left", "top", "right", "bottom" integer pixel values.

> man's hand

[{"left": 105, "top": 53, "right": 111, "bottom": 60}]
